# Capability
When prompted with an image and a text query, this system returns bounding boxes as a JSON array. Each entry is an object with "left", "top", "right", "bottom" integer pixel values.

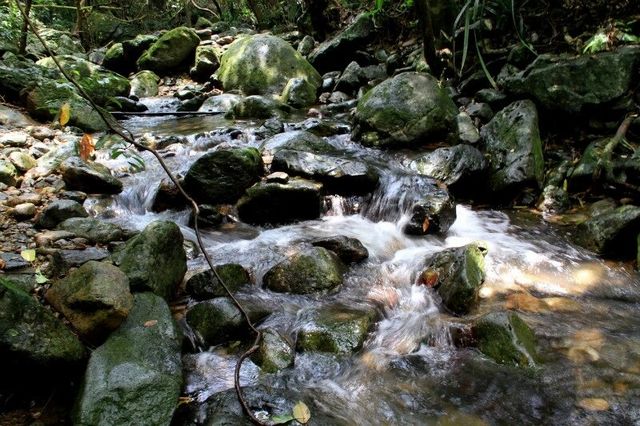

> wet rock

[
  {"left": 473, "top": 312, "right": 538, "bottom": 368},
  {"left": 263, "top": 247, "right": 343, "bottom": 294},
  {"left": 296, "top": 304, "right": 377, "bottom": 354},
  {"left": 475, "top": 88, "right": 507, "bottom": 106},
  {"left": 297, "top": 35, "right": 315, "bottom": 56},
  {"left": 226, "top": 95, "right": 289, "bottom": 119},
  {"left": 36, "top": 199, "right": 88, "bottom": 229},
  {"left": 198, "top": 93, "right": 241, "bottom": 113},
  {"left": 0, "top": 131, "right": 30, "bottom": 147},
  {"left": 480, "top": 100, "right": 544, "bottom": 195},
  {"left": 298, "top": 118, "right": 350, "bottom": 137},
  {"left": 137, "top": 27, "right": 200, "bottom": 73},
  {"left": 352, "top": 72, "right": 458, "bottom": 148},
  {"left": 253, "top": 328, "right": 294, "bottom": 373},
  {"left": 335, "top": 61, "right": 362, "bottom": 95},
  {"left": 404, "top": 189, "right": 456, "bottom": 236},
  {"left": 61, "top": 247, "right": 110, "bottom": 266},
  {"left": 574, "top": 204, "right": 640, "bottom": 258},
  {"left": 0, "top": 105, "right": 34, "bottom": 128},
  {"left": 420, "top": 243, "right": 487, "bottom": 315},
  {"left": 311, "top": 235, "right": 368, "bottom": 264},
  {"left": 57, "top": 217, "right": 126, "bottom": 243},
  {"left": 217, "top": 34, "right": 321, "bottom": 96},
  {"left": 74, "top": 292, "right": 182, "bottom": 425},
  {"left": 266, "top": 171, "right": 289, "bottom": 183},
  {"left": 309, "top": 13, "right": 376, "bottom": 74},
  {"left": 190, "top": 45, "right": 221, "bottom": 82},
  {"left": 282, "top": 77, "right": 318, "bottom": 108},
  {"left": 45, "top": 261, "right": 132, "bottom": 342},
  {"left": 151, "top": 179, "right": 186, "bottom": 212},
  {"left": 237, "top": 178, "right": 322, "bottom": 225},
  {"left": 262, "top": 130, "right": 329, "bottom": 152},
  {"left": 59, "top": 157, "right": 123, "bottom": 194},
  {"left": 186, "top": 264, "right": 251, "bottom": 300},
  {"left": 103, "top": 35, "right": 157, "bottom": 75},
  {"left": 188, "top": 204, "right": 224, "bottom": 229},
  {"left": 0, "top": 278, "right": 86, "bottom": 368},
  {"left": 502, "top": 46, "right": 640, "bottom": 113},
  {"left": 12, "top": 202, "right": 36, "bottom": 219},
  {"left": 129, "top": 70, "right": 160, "bottom": 98},
  {"left": 184, "top": 147, "right": 263, "bottom": 205},
  {"left": 456, "top": 112, "right": 481, "bottom": 144},
  {"left": 411, "top": 144, "right": 487, "bottom": 196},
  {"left": 60, "top": 190, "right": 87, "bottom": 203},
  {"left": 111, "top": 221, "right": 187, "bottom": 301},
  {"left": 102, "top": 43, "right": 127, "bottom": 75},
  {"left": 465, "top": 102, "right": 494, "bottom": 122},
  {"left": 538, "top": 185, "right": 570, "bottom": 214},
  {"left": 8, "top": 150, "right": 36, "bottom": 172},
  {"left": 0, "top": 159, "right": 18, "bottom": 186}
]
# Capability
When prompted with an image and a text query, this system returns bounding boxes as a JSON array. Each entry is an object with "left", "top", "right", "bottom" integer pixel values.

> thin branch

[{"left": 13, "top": 1, "right": 264, "bottom": 424}]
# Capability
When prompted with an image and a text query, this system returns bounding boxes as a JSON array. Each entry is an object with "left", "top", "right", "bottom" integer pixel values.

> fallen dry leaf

[
  {"left": 577, "top": 398, "right": 609, "bottom": 411},
  {"left": 78, "top": 133, "right": 94, "bottom": 161},
  {"left": 144, "top": 320, "right": 158, "bottom": 328}
]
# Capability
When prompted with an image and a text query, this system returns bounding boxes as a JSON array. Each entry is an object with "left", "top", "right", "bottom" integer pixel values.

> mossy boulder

[
  {"left": 502, "top": 46, "right": 640, "bottom": 113},
  {"left": 574, "top": 204, "right": 640, "bottom": 258},
  {"left": 183, "top": 147, "right": 263, "bottom": 205},
  {"left": 37, "top": 55, "right": 130, "bottom": 105},
  {"left": 237, "top": 178, "right": 322, "bottom": 225},
  {"left": 45, "top": 261, "right": 133, "bottom": 342},
  {"left": 137, "top": 27, "right": 200, "bottom": 73},
  {"left": 0, "top": 160, "right": 18, "bottom": 186},
  {"left": 185, "top": 264, "right": 251, "bottom": 300},
  {"left": 403, "top": 187, "right": 456, "bottom": 236},
  {"left": 473, "top": 312, "right": 539, "bottom": 368},
  {"left": 73, "top": 292, "right": 182, "bottom": 426},
  {"left": 252, "top": 328, "right": 294, "bottom": 373},
  {"left": 282, "top": 77, "right": 318, "bottom": 108},
  {"left": 420, "top": 243, "right": 487, "bottom": 315},
  {"left": 217, "top": 34, "right": 321, "bottom": 97},
  {"left": 57, "top": 217, "right": 126, "bottom": 243},
  {"left": 190, "top": 45, "right": 221, "bottom": 82},
  {"left": 59, "top": 157, "right": 123, "bottom": 194},
  {"left": 480, "top": 100, "right": 544, "bottom": 195},
  {"left": 111, "top": 221, "right": 187, "bottom": 301},
  {"left": 263, "top": 247, "right": 344, "bottom": 294},
  {"left": 102, "top": 43, "right": 127, "bottom": 75},
  {"left": 104, "top": 35, "right": 158, "bottom": 76},
  {"left": 296, "top": 304, "right": 377, "bottom": 354},
  {"left": 352, "top": 72, "right": 458, "bottom": 148},
  {"left": 311, "top": 235, "right": 369, "bottom": 264},
  {"left": 185, "top": 297, "right": 250, "bottom": 346},
  {"left": 198, "top": 93, "right": 242, "bottom": 113},
  {"left": 225, "top": 95, "right": 290, "bottom": 119},
  {"left": 130, "top": 70, "right": 160, "bottom": 98},
  {"left": 0, "top": 278, "right": 86, "bottom": 368}
]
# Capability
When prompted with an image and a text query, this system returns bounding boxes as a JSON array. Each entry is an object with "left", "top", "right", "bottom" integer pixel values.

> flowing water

[{"left": 92, "top": 99, "right": 640, "bottom": 425}]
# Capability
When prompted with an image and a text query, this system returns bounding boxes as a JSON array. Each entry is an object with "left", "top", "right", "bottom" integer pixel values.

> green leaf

[
  {"left": 271, "top": 414, "right": 295, "bottom": 424},
  {"left": 20, "top": 249, "right": 36, "bottom": 262},
  {"left": 35, "top": 268, "right": 48, "bottom": 284}
]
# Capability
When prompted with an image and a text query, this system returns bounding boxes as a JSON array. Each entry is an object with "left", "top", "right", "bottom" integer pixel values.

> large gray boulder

[
  {"left": 45, "top": 261, "right": 132, "bottom": 342},
  {"left": 502, "top": 46, "right": 640, "bottom": 113},
  {"left": 130, "top": 70, "right": 160, "bottom": 98},
  {"left": 35, "top": 199, "right": 88, "bottom": 229},
  {"left": 574, "top": 204, "right": 640, "bottom": 258},
  {"left": 137, "top": 27, "right": 200, "bottom": 73},
  {"left": 263, "top": 247, "right": 344, "bottom": 294},
  {"left": 73, "top": 293, "right": 182, "bottom": 426},
  {"left": 183, "top": 148, "right": 263, "bottom": 205},
  {"left": 480, "top": 100, "right": 544, "bottom": 195},
  {"left": 352, "top": 72, "right": 458, "bottom": 148},
  {"left": 111, "top": 221, "right": 187, "bottom": 301},
  {"left": 59, "top": 157, "right": 123, "bottom": 194},
  {"left": 217, "top": 34, "right": 321, "bottom": 98}
]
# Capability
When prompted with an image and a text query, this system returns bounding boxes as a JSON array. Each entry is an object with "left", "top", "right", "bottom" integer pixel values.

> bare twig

[{"left": 13, "top": 1, "right": 264, "bottom": 424}]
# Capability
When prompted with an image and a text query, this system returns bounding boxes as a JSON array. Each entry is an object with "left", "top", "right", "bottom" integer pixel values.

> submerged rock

[
  {"left": 45, "top": 261, "right": 132, "bottom": 342},
  {"left": 574, "top": 204, "right": 640, "bottom": 258},
  {"left": 480, "top": 100, "right": 544, "bottom": 196},
  {"left": 420, "top": 243, "right": 487, "bottom": 315},
  {"left": 237, "top": 178, "right": 322, "bottom": 225},
  {"left": 252, "top": 328, "right": 295, "bottom": 373},
  {"left": 352, "top": 72, "right": 458, "bottom": 148},
  {"left": 473, "top": 312, "right": 539, "bottom": 368},
  {"left": 311, "top": 235, "right": 369, "bottom": 264},
  {"left": 36, "top": 199, "right": 88, "bottom": 229},
  {"left": 137, "top": 26, "right": 200, "bottom": 73},
  {"left": 186, "top": 264, "right": 251, "bottom": 300},
  {"left": 296, "top": 304, "right": 377, "bottom": 354},
  {"left": 183, "top": 147, "right": 263, "bottom": 205},
  {"left": 59, "top": 157, "right": 123, "bottom": 194},
  {"left": 111, "top": 221, "right": 187, "bottom": 301},
  {"left": 74, "top": 292, "right": 182, "bottom": 425},
  {"left": 404, "top": 188, "right": 456, "bottom": 236},
  {"left": 0, "top": 278, "right": 86, "bottom": 368},
  {"left": 263, "top": 247, "right": 344, "bottom": 294},
  {"left": 217, "top": 34, "right": 321, "bottom": 97}
]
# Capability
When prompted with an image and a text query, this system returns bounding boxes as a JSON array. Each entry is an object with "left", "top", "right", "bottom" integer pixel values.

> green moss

[
  {"left": 475, "top": 312, "right": 539, "bottom": 368},
  {"left": 137, "top": 27, "right": 200, "bottom": 73}
]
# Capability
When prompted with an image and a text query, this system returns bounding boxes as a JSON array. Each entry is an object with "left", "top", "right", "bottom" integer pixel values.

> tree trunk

[
  {"left": 75, "top": 0, "right": 90, "bottom": 49},
  {"left": 18, "top": 0, "right": 33, "bottom": 55},
  {"left": 414, "top": 0, "right": 442, "bottom": 77}
]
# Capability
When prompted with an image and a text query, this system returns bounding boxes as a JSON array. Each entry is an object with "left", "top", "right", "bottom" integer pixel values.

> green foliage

[
  {"left": 0, "top": 1, "right": 20, "bottom": 45},
  {"left": 583, "top": 21, "right": 640, "bottom": 53}
]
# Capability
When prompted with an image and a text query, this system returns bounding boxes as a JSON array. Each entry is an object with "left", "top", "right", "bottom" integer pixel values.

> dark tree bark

[
  {"left": 18, "top": 0, "right": 33, "bottom": 55},
  {"left": 414, "top": 0, "right": 443, "bottom": 77},
  {"left": 75, "top": 0, "right": 90, "bottom": 49}
]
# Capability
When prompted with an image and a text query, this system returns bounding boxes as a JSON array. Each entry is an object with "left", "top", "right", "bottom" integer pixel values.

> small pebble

[{"left": 12, "top": 202, "right": 36, "bottom": 219}]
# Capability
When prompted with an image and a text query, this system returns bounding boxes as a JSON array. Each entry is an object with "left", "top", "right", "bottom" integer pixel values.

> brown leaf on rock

[
  {"left": 79, "top": 133, "right": 94, "bottom": 161},
  {"left": 144, "top": 320, "right": 158, "bottom": 328}
]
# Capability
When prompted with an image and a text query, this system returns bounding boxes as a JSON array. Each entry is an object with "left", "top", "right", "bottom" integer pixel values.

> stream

[{"left": 91, "top": 98, "right": 640, "bottom": 425}]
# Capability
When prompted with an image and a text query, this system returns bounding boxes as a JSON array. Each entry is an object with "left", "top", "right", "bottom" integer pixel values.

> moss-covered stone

[
  {"left": 420, "top": 243, "right": 487, "bottom": 315},
  {"left": 58, "top": 157, "right": 123, "bottom": 194},
  {"left": 183, "top": 147, "right": 263, "bottom": 205},
  {"left": 185, "top": 264, "right": 251, "bottom": 300},
  {"left": 111, "top": 221, "right": 187, "bottom": 301},
  {"left": 217, "top": 34, "right": 321, "bottom": 96},
  {"left": 574, "top": 204, "right": 640, "bottom": 258},
  {"left": 45, "top": 261, "right": 132, "bottom": 342},
  {"left": 57, "top": 217, "right": 126, "bottom": 243},
  {"left": 225, "top": 95, "right": 289, "bottom": 119},
  {"left": 35, "top": 199, "right": 88, "bottom": 229},
  {"left": 296, "top": 305, "right": 377, "bottom": 354},
  {"left": 0, "top": 278, "right": 86, "bottom": 367},
  {"left": 352, "top": 72, "right": 458, "bottom": 148},
  {"left": 403, "top": 188, "right": 456, "bottom": 236},
  {"left": 237, "top": 178, "right": 322, "bottom": 225},
  {"left": 0, "top": 159, "right": 18, "bottom": 186},
  {"left": 102, "top": 43, "right": 127, "bottom": 75},
  {"left": 137, "top": 27, "right": 200, "bottom": 73},
  {"left": 185, "top": 297, "right": 246, "bottom": 346},
  {"left": 130, "top": 70, "right": 160, "bottom": 98},
  {"left": 480, "top": 100, "right": 544, "bottom": 195},
  {"left": 473, "top": 312, "right": 539, "bottom": 368},
  {"left": 252, "top": 328, "right": 294, "bottom": 373},
  {"left": 190, "top": 45, "right": 221, "bottom": 82},
  {"left": 311, "top": 235, "right": 369, "bottom": 264},
  {"left": 73, "top": 292, "right": 182, "bottom": 426},
  {"left": 263, "top": 247, "right": 344, "bottom": 294},
  {"left": 282, "top": 77, "right": 317, "bottom": 108}
]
